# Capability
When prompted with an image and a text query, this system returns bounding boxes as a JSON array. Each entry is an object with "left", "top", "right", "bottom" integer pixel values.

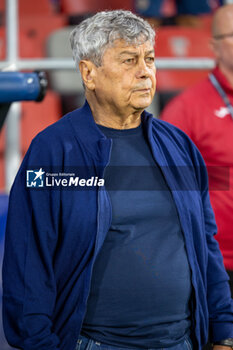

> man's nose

[{"left": 135, "top": 59, "right": 152, "bottom": 79}]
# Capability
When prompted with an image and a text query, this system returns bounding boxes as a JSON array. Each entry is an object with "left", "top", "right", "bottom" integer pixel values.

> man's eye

[
  {"left": 124, "top": 58, "right": 135, "bottom": 64},
  {"left": 146, "top": 57, "right": 155, "bottom": 63}
]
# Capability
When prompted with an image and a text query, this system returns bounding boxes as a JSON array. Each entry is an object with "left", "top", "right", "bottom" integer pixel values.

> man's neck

[
  {"left": 218, "top": 63, "right": 233, "bottom": 89},
  {"left": 86, "top": 97, "right": 143, "bottom": 130}
]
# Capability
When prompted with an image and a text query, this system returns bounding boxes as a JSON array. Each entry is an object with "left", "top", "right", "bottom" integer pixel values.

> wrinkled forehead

[
  {"left": 110, "top": 33, "right": 153, "bottom": 47},
  {"left": 106, "top": 38, "right": 155, "bottom": 55}
]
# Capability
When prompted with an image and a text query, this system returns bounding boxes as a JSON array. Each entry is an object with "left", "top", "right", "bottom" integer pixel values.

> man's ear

[{"left": 79, "top": 60, "right": 96, "bottom": 90}]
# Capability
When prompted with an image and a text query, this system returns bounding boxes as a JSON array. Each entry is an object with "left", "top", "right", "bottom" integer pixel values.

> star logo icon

[
  {"left": 26, "top": 168, "right": 45, "bottom": 187},
  {"left": 33, "top": 168, "right": 45, "bottom": 181}
]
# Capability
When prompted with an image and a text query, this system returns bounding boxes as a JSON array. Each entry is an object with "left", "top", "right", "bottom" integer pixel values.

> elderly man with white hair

[{"left": 2, "top": 10, "right": 233, "bottom": 350}]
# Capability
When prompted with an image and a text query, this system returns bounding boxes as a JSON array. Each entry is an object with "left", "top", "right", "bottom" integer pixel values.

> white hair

[{"left": 70, "top": 10, "right": 155, "bottom": 70}]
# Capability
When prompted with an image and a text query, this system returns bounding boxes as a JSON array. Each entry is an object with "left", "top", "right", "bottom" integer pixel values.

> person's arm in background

[
  {"left": 202, "top": 171, "right": 233, "bottom": 348},
  {"left": 192, "top": 142, "right": 233, "bottom": 347},
  {"left": 2, "top": 134, "right": 61, "bottom": 350},
  {"left": 160, "top": 93, "right": 194, "bottom": 140}
]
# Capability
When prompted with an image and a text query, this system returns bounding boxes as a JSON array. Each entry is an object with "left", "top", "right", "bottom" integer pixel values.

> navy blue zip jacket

[{"left": 2, "top": 101, "right": 233, "bottom": 350}]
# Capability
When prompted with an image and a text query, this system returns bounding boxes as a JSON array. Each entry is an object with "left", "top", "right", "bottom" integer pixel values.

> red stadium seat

[
  {"left": 21, "top": 91, "right": 61, "bottom": 154},
  {"left": 102, "top": 0, "right": 133, "bottom": 11},
  {"left": 155, "top": 26, "right": 214, "bottom": 91},
  {"left": 0, "top": 27, "right": 41, "bottom": 59},
  {"left": 0, "top": 16, "right": 67, "bottom": 59},
  {"left": 20, "top": 15, "right": 67, "bottom": 57},
  {"left": 19, "top": 0, "right": 54, "bottom": 15},
  {"left": 60, "top": 0, "right": 102, "bottom": 15},
  {"left": 60, "top": 0, "right": 133, "bottom": 15},
  {"left": 0, "top": 91, "right": 61, "bottom": 191},
  {"left": 0, "top": 0, "right": 54, "bottom": 15}
]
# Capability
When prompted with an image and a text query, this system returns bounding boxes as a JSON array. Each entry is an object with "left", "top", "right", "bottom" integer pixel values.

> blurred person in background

[
  {"left": 2, "top": 9, "right": 233, "bottom": 350},
  {"left": 161, "top": 4, "right": 233, "bottom": 297},
  {"left": 135, "top": 0, "right": 222, "bottom": 26}
]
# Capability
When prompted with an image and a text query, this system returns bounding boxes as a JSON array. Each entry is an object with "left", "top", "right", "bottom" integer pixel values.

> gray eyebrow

[{"left": 118, "top": 49, "right": 155, "bottom": 58}]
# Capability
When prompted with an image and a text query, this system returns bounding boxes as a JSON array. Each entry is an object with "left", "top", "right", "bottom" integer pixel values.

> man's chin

[
  {"left": 131, "top": 96, "right": 153, "bottom": 110},
  {"left": 132, "top": 101, "right": 152, "bottom": 111}
]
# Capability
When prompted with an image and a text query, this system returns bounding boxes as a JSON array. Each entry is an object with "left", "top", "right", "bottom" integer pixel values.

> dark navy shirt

[{"left": 81, "top": 123, "right": 192, "bottom": 348}]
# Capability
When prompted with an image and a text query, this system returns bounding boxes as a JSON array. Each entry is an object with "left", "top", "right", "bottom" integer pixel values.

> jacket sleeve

[
  {"left": 2, "top": 134, "right": 61, "bottom": 350},
  {"left": 195, "top": 146, "right": 233, "bottom": 342}
]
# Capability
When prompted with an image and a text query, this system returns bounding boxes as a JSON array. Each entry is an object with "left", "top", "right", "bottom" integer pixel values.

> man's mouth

[{"left": 134, "top": 88, "right": 151, "bottom": 92}]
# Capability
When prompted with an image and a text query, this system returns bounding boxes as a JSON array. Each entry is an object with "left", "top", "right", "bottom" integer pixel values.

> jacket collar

[{"left": 68, "top": 99, "right": 153, "bottom": 163}]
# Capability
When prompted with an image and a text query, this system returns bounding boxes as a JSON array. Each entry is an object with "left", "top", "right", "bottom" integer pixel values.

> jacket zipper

[
  {"left": 147, "top": 120, "right": 200, "bottom": 349},
  {"left": 78, "top": 138, "right": 113, "bottom": 334}
]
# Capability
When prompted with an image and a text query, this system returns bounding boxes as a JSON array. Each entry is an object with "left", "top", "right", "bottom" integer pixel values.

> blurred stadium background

[{"left": 0, "top": 0, "right": 231, "bottom": 348}]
